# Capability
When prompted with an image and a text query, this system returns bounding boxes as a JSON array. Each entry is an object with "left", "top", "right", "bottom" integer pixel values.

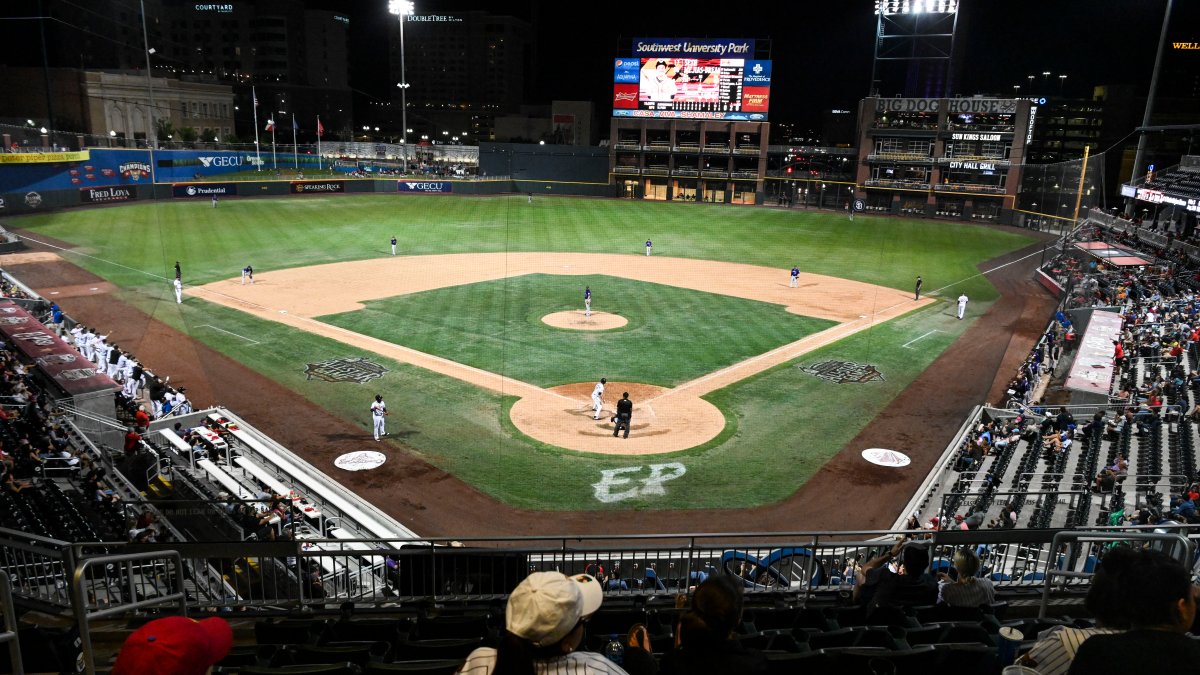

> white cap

[{"left": 506, "top": 572, "right": 602, "bottom": 647}]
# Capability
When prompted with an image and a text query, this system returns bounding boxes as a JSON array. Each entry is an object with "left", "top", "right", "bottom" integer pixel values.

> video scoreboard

[{"left": 612, "top": 38, "right": 771, "bottom": 121}]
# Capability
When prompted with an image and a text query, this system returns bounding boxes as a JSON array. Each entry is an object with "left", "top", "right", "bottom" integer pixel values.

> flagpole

[
  {"left": 317, "top": 116, "right": 323, "bottom": 172},
  {"left": 292, "top": 113, "right": 298, "bottom": 170},
  {"left": 271, "top": 125, "right": 277, "bottom": 170},
  {"left": 252, "top": 86, "right": 261, "bottom": 171}
]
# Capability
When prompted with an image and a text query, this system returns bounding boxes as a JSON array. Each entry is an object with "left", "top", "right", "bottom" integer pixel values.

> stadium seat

[
  {"left": 394, "top": 638, "right": 482, "bottom": 661},
  {"left": 256, "top": 619, "right": 329, "bottom": 646},
  {"left": 825, "top": 645, "right": 937, "bottom": 675},
  {"left": 326, "top": 619, "right": 410, "bottom": 652},
  {"left": 807, "top": 627, "right": 859, "bottom": 650},
  {"left": 413, "top": 613, "right": 493, "bottom": 641},
  {"left": 239, "top": 664, "right": 361, "bottom": 675},
  {"left": 931, "top": 643, "right": 995, "bottom": 670},
  {"left": 764, "top": 649, "right": 828, "bottom": 673},
  {"left": 899, "top": 624, "right": 944, "bottom": 648},
  {"left": 290, "top": 642, "right": 389, "bottom": 667}
]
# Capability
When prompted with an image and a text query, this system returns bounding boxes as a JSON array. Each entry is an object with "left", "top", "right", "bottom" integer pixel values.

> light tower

[
  {"left": 870, "top": 0, "right": 961, "bottom": 98},
  {"left": 388, "top": 0, "right": 414, "bottom": 172}
]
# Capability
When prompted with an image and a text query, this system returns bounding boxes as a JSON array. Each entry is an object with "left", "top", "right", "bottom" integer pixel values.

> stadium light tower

[
  {"left": 870, "top": 0, "right": 960, "bottom": 98},
  {"left": 388, "top": 0, "right": 414, "bottom": 173}
]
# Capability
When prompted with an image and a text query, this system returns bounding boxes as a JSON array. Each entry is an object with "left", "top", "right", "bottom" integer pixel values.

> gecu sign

[{"left": 198, "top": 156, "right": 244, "bottom": 168}]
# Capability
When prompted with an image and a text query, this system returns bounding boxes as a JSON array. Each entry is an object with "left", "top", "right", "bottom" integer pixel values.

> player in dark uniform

[{"left": 613, "top": 392, "right": 633, "bottom": 439}]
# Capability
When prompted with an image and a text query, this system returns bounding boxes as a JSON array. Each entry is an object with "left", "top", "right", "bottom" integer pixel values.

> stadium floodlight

[
  {"left": 388, "top": 0, "right": 415, "bottom": 172},
  {"left": 875, "top": 0, "right": 957, "bottom": 15}
]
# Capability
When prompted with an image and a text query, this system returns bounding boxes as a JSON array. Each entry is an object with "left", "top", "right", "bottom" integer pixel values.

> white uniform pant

[
  {"left": 790, "top": 275, "right": 798, "bottom": 287},
  {"left": 175, "top": 286, "right": 183, "bottom": 303},
  {"left": 957, "top": 303, "right": 967, "bottom": 319},
  {"left": 592, "top": 394, "right": 603, "bottom": 419},
  {"left": 646, "top": 246, "right": 651, "bottom": 256},
  {"left": 391, "top": 244, "right": 397, "bottom": 255},
  {"left": 373, "top": 414, "right": 386, "bottom": 440},
  {"left": 585, "top": 299, "right": 591, "bottom": 316}
]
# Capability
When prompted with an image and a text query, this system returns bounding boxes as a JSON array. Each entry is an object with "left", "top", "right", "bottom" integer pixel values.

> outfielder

[
  {"left": 584, "top": 286, "right": 592, "bottom": 317},
  {"left": 957, "top": 293, "right": 969, "bottom": 320},
  {"left": 370, "top": 394, "right": 389, "bottom": 441},
  {"left": 173, "top": 278, "right": 183, "bottom": 303},
  {"left": 391, "top": 236, "right": 397, "bottom": 256},
  {"left": 591, "top": 377, "right": 606, "bottom": 420}
]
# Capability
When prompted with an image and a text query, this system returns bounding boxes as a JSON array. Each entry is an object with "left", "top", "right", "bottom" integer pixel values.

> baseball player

[
  {"left": 646, "top": 239, "right": 653, "bottom": 256},
  {"left": 241, "top": 265, "right": 254, "bottom": 285},
  {"left": 957, "top": 293, "right": 969, "bottom": 320},
  {"left": 370, "top": 394, "right": 389, "bottom": 441},
  {"left": 212, "top": 195, "right": 218, "bottom": 208},
  {"left": 391, "top": 236, "right": 397, "bottom": 256},
  {"left": 173, "top": 278, "right": 183, "bottom": 304},
  {"left": 915, "top": 276, "right": 923, "bottom": 300},
  {"left": 591, "top": 377, "right": 606, "bottom": 420},
  {"left": 790, "top": 265, "right": 800, "bottom": 288},
  {"left": 584, "top": 286, "right": 592, "bottom": 317},
  {"left": 174, "top": 261, "right": 181, "bottom": 280}
]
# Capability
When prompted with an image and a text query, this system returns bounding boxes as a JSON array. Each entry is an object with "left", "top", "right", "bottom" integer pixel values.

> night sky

[{"left": 342, "top": 0, "right": 1199, "bottom": 130}]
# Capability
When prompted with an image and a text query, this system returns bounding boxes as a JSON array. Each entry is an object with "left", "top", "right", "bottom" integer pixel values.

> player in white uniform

[
  {"left": 591, "top": 378, "right": 606, "bottom": 420},
  {"left": 957, "top": 293, "right": 969, "bottom": 320},
  {"left": 173, "top": 278, "right": 183, "bottom": 303},
  {"left": 370, "top": 394, "right": 388, "bottom": 441},
  {"left": 646, "top": 239, "right": 653, "bottom": 256},
  {"left": 584, "top": 286, "right": 592, "bottom": 317}
]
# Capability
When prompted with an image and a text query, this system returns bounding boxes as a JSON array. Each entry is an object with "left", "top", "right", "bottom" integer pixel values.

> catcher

[{"left": 370, "top": 394, "right": 389, "bottom": 441}]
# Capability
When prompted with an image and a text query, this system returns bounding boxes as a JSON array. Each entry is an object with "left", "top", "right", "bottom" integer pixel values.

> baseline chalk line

[
  {"left": 901, "top": 329, "right": 939, "bottom": 349},
  {"left": 197, "top": 324, "right": 261, "bottom": 345}
]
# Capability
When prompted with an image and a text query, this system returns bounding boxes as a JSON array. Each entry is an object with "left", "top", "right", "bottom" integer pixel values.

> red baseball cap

[{"left": 112, "top": 616, "right": 233, "bottom": 675}]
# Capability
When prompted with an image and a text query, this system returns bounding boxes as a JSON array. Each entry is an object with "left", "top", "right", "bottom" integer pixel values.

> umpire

[{"left": 613, "top": 392, "right": 633, "bottom": 439}]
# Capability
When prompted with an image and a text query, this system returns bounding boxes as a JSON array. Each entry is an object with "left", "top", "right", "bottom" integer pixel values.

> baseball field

[{"left": 9, "top": 194, "right": 1040, "bottom": 522}]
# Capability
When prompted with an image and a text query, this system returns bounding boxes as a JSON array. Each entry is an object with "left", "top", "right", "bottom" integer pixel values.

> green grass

[
  {"left": 12, "top": 195, "right": 1037, "bottom": 511},
  {"left": 317, "top": 274, "right": 835, "bottom": 387}
]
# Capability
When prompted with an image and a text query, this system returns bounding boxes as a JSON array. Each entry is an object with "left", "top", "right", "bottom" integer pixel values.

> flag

[
  {"left": 253, "top": 92, "right": 258, "bottom": 108},
  {"left": 265, "top": 119, "right": 275, "bottom": 132},
  {"left": 317, "top": 118, "right": 324, "bottom": 137}
]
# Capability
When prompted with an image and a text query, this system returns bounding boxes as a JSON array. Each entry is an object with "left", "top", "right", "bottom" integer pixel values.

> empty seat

[
  {"left": 414, "top": 614, "right": 492, "bottom": 641},
  {"left": 826, "top": 645, "right": 937, "bottom": 675},
  {"left": 239, "top": 664, "right": 361, "bottom": 675},
  {"left": 364, "top": 660, "right": 463, "bottom": 674},
  {"left": 256, "top": 619, "right": 328, "bottom": 646},
  {"left": 291, "top": 642, "right": 389, "bottom": 667},
  {"left": 764, "top": 649, "right": 828, "bottom": 674},
  {"left": 807, "top": 627, "right": 859, "bottom": 651},
  {"left": 394, "top": 638, "right": 483, "bottom": 661}
]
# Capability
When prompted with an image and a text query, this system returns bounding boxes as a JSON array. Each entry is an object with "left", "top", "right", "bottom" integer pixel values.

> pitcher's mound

[{"left": 542, "top": 311, "right": 627, "bottom": 330}]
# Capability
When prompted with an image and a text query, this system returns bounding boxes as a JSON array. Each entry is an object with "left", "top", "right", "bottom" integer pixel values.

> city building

[
  {"left": 389, "top": 11, "right": 534, "bottom": 143},
  {"left": 854, "top": 96, "right": 1032, "bottom": 220}
]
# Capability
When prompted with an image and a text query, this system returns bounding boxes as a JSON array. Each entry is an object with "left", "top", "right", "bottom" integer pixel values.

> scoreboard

[{"left": 613, "top": 56, "right": 771, "bottom": 121}]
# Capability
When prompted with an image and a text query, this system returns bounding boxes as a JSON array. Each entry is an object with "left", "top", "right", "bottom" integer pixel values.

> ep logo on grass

[{"left": 592, "top": 462, "right": 686, "bottom": 503}]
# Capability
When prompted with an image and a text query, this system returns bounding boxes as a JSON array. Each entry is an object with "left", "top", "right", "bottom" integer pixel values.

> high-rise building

[{"left": 387, "top": 11, "right": 533, "bottom": 143}]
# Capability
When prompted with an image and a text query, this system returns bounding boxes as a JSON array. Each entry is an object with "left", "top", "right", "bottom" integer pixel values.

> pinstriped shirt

[
  {"left": 1023, "top": 626, "right": 1120, "bottom": 675},
  {"left": 458, "top": 647, "right": 630, "bottom": 675}
]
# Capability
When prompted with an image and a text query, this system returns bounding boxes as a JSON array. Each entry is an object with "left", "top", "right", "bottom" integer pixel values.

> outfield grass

[
  {"left": 317, "top": 274, "right": 836, "bottom": 388},
  {"left": 13, "top": 195, "right": 1037, "bottom": 511}
]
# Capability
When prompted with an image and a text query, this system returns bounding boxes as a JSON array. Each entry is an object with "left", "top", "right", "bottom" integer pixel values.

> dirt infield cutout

[{"left": 193, "top": 253, "right": 933, "bottom": 455}]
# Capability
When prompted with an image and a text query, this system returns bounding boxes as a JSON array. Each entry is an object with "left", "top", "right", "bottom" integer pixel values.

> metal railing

[
  {"left": 0, "top": 575, "right": 22, "bottom": 675},
  {"left": 72, "top": 551, "right": 187, "bottom": 675}
]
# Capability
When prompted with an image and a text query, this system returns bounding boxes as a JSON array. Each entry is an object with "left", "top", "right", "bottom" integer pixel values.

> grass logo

[
  {"left": 304, "top": 357, "right": 387, "bottom": 384},
  {"left": 798, "top": 360, "right": 885, "bottom": 384}
]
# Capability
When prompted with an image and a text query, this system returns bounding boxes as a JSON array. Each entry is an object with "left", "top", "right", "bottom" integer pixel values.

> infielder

[
  {"left": 390, "top": 236, "right": 397, "bottom": 256},
  {"left": 645, "top": 239, "right": 653, "bottom": 256},
  {"left": 241, "top": 265, "right": 254, "bottom": 285},
  {"left": 584, "top": 286, "right": 592, "bottom": 317},
  {"left": 173, "top": 278, "right": 183, "bottom": 304},
  {"left": 591, "top": 377, "right": 606, "bottom": 420},
  {"left": 790, "top": 265, "right": 800, "bottom": 288},
  {"left": 957, "top": 293, "right": 969, "bottom": 320},
  {"left": 370, "top": 394, "right": 388, "bottom": 441},
  {"left": 915, "top": 276, "right": 923, "bottom": 300}
]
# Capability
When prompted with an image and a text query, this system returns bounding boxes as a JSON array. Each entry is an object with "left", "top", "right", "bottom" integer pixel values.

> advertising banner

[
  {"left": 612, "top": 56, "right": 770, "bottom": 121},
  {"left": 397, "top": 180, "right": 452, "bottom": 193},
  {"left": 290, "top": 180, "right": 345, "bottom": 194},
  {"left": 0, "top": 300, "right": 118, "bottom": 396},
  {"left": 632, "top": 38, "right": 755, "bottom": 57},
  {"left": 0, "top": 151, "right": 90, "bottom": 164},
  {"left": 172, "top": 182, "right": 238, "bottom": 198},
  {"left": 80, "top": 185, "right": 137, "bottom": 204}
]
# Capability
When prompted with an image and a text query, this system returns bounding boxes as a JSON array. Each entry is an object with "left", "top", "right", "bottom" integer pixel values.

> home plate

[{"left": 862, "top": 448, "right": 911, "bottom": 468}]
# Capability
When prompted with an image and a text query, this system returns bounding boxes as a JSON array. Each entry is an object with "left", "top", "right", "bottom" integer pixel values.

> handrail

[
  {"left": 71, "top": 550, "right": 187, "bottom": 675},
  {"left": 0, "top": 575, "right": 23, "bottom": 675},
  {"left": 1039, "top": 530, "right": 1194, "bottom": 618}
]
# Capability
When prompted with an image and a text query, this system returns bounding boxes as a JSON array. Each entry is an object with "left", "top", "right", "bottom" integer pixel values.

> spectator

[
  {"left": 659, "top": 574, "right": 766, "bottom": 675},
  {"left": 112, "top": 616, "right": 232, "bottom": 675},
  {"left": 853, "top": 539, "right": 937, "bottom": 617},
  {"left": 936, "top": 548, "right": 994, "bottom": 607},
  {"left": 458, "top": 571, "right": 653, "bottom": 674},
  {"left": 1067, "top": 548, "right": 1200, "bottom": 673}
]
